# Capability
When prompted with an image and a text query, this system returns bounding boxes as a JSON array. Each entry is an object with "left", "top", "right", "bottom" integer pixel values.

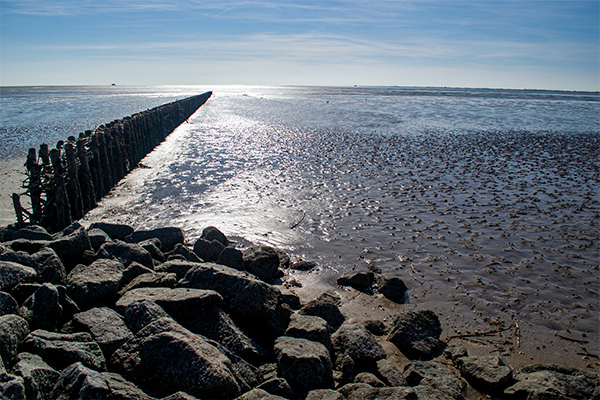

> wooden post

[
  {"left": 26, "top": 148, "right": 42, "bottom": 221},
  {"left": 12, "top": 193, "right": 25, "bottom": 228},
  {"left": 65, "top": 142, "right": 83, "bottom": 219},
  {"left": 49, "top": 148, "right": 71, "bottom": 230},
  {"left": 77, "top": 139, "right": 96, "bottom": 211}
]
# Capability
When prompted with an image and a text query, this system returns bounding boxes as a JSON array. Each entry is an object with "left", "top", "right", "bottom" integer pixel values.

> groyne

[{"left": 11, "top": 92, "right": 212, "bottom": 232}]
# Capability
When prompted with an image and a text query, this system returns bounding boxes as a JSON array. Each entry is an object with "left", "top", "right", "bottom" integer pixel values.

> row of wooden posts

[{"left": 12, "top": 92, "right": 212, "bottom": 232}]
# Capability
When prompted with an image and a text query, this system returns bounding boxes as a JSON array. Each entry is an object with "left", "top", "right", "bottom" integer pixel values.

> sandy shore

[{"left": 0, "top": 158, "right": 29, "bottom": 228}]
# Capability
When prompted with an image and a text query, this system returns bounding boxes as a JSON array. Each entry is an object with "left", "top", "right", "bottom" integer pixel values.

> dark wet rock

[
  {"left": 374, "top": 275, "right": 408, "bottom": 303},
  {"left": 336, "top": 272, "right": 374, "bottom": 292},
  {"left": 256, "top": 377, "right": 294, "bottom": 399},
  {"left": 18, "top": 283, "right": 62, "bottom": 331},
  {"left": 161, "top": 392, "right": 200, "bottom": 400},
  {"left": 193, "top": 238, "right": 224, "bottom": 262},
  {"left": 403, "top": 360, "right": 464, "bottom": 400},
  {"left": 279, "top": 288, "right": 302, "bottom": 310},
  {"left": 98, "top": 240, "right": 154, "bottom": 269},
  {"left": 111, "top": 317, "right": 258, "bottom": 399},
  {"left": 0, "top": 314, "right": 30, "bottom": 363},
  {"left": 456, "top": 355, "right": 513, "bottom": 394},
  {"left": 0, "top": 292, "right": 18, "bottom": 316},
  {"left": 49, "top": 362, "right": 109, "bottom": 399},
  {"left": 56, "top": 285, "right": 80, "bottom": 327},
  {"left": 67, "top": 259, "right": 124, "bottom": 309},
  {"left": 9, "top": 283, "right": 41, "bottom": 304},
  {"left": 118, "top": 272, "right": 178, "bottom": 295},
  {"left": 30, "top": 247, "right": 67, "bottom": 285},
  {"left": 444, "top": 342, "right": 468, "bottom": 362},
  {"left": 235, "top": 388, "right": 287, "bottom": 400},
  {"left": 259, "top": 363, "right": 279, "bottom": 382},
  {"left": 0, "top": 260, "right": 37, "bottom": 291},
  {"left": 0, "top": 250, "right": 38, "bottom": 270},
  {"left": 0, "top": 372, "right": 26, "bottom": 400},
  {"left": 354, "top": 372, "right": 385, "bottom": 387},
  {"left": 81, "top": 249, "right": 96, "bottom": 266},
  {"left": 56, "top": 221, "right": 86, "bottom": 237},
  {"left": 290, "top": 260, "right": 317, "bottom": 271},
  {"left": 218, "top": 246, "right": 244, "bottom": 270},
  {"left": 171, "top": 243, "right": 201, "bottom": 263},
  {"left": 274, "top": 336, "right": 333, "bottom": 393},
  {"left": 364, "top": 319, "right": 386, "bottom": 336},
  {"left": 388, "top": 310, "right": 444, "bottom": 360},
  {"left": 120, "top": 261, "right": 155, "bottom": 288},
  {"left": 201, "top": 226, "right": 229, "bottom": 246},
  {"left": 87, "top": 228, "right": 110, "bottom": 252},
  {"left": 332, "top": 322, "right": 386, "bottom": 370},
  {"left": 285, "top": 313, "right": 332, "bottom": 353},
  {"left": 504, "top": 364, "right": 599, "bottom": 400},
  {"left": 126, "top": 227, "right": 185, "bottom": 252},
  {"left": 180, "top": 263, "right": 291, "bottom": 341},
  {"left": 72, "top": 307, "right": 133, "bottom": 358},
  {"left": 88, "top": 222, "right": 134, "bottom": 240},
  {"left": 123, "top": 299, "right": 171, "bottom": 334},
  {"left": 45, "top": 225, "right": 93, "bottom": 271},
  {"left": 139, "top": 238, "right": 166, "bottom": 262},
  {"left": 376, "top": 358, "right": 407, "bottom": 387},
  {"left": 12, "top": 225, "right": 53, "bottom": 242},
  {"left": 275, "top": 250, "right": 290, "bottom": 268},
  {"left": 5, "top": 239, "right": 49, "bottom": 254},
  {"left": 116, "top": 287, "right": 222, "bottom": 315},
  {"left": 299, "top": 291, "right": 345, "bottom": 333},
  {"left": 21, "top": 330, "right": 106, "bottom": 371},
  {"left": 12, "top": 352, "right": 60, "bottom": 400},
  {"left": 154, "top": 260, "right": 198, "bottom": 280},
  {"left": 305, "top": 388, "right": 345, "bottom": 400},
  {"left": 243, "top": 246, "right": 281, "bottom": 282},
  {"left": 338, "top": 383, "right": 417, "bottom": 400},
  {"left": 102, "top": 371, "right": 156, "bottom": 400}
]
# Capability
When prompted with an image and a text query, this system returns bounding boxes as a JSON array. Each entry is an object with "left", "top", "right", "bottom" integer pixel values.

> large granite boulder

[
  {"left": 18, "top": 283, "right": 62, "bottom": 331},
  {"left": 456, "top": 355, "right": 513, "bottom": 394},
  {"left": 88, "top": 222, "right": 134, "bottom": 241},
  {"left": 201, "top": 226, "right": 229, "bottom": 245},
  {"left": 285, "top": 313, "right": 332, "bottom": 353},
  {"left": 299, "top": 291, "right": 345, "bottom": 333},
  {"left": 170, "top": 243, "right": 202, "bottom": 263},
  {"left": 154, "top": 260, "right": 199, "bottom": 280},
  {"left": 374, "top": 274, "right": 408, "bottom": 303},
  {"left": 274, "top": 336, "right": 333, "bottom": 393},
  {"left": 193, "top": 238, "right": 224, "bottom": 262},
  {"left": 123, "top": 299, "right": 171, "bottom": 334},
  {"left": 71, "top": 307, "right": 134, "bottom": 358},
  {"left": 0, "top": 314, "right": 30, "bottom": 363},
  {"left": 45, "top": 225, "right": 93, "bottom": 271},
  {"left": 30, "top": 247, "right": 67, "bottom": 285},
  {"left": 243, "top": 246, "right": 281, "bottom": 282},
  {"left": 0, "top": 260, "right": 37, "bottom": 291},
  {"left": 337, "top": 383, "right": 417, "bottom": 400},
  {"left": 117, "top": 272, "right": 178, "bottom": 295},
  {"left": 0, "top": 250, "right": 38, "bottom": 270},
  {"left": 67, "top": 259, "right": 125, "bottom": 309},
  {"left": 0, "top": 292, "right": 18, "bottom": 316},
  {"left": 12, "top": 226, "right": 53, "bottom": 242},
  {"left": 336, "top": 272, "right": 374, "bottom": 292},
  {"left": 97, "top": 240, "right": 153, "bottom": 269},
  {"left": 12, "top": 352, "right": 60, "bottom": 400},
  {"left": 332, "top": 322, "right": 386, "bottom": 367},
  {"left": 376, "top": 358, "right": 407, "bottom": 387},
  {"left": 126, "top": 227, "right": 185, "bottom": 252},
  {"left": 0, "top": 372, "right": 26, "bottom": 400},
  {"left": 87, "top": 228, "right": 110, "bottom": 252},
  {"left": 217, "top": 247, "right": 244, "bottom": 270},
  {"left": 388, "top": 310, "right": 444, "bottom": 360},
  {"left": 403, "top": 360, "right": 464, "bottom": 400}
]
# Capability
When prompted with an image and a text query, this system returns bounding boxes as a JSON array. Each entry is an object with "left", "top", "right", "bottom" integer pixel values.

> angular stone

[
  {"left": 116, "top": 287, "right": 222, "bottom": 314},
  {"left": 102, "top": 372, "right": 155, "bottom": 400},
  {"left": 0, "top": 292, "right": 17, "bottom": 316},
  {"left": 193, "top": 238, "right": 224, "bottom": 262},
  {"left": 388, "top": 310, "right": 444, "bottom": 360},
  {"left": 139, "top": 238, "right": 165, "bottom": 262},
  {"left": 155, "top": 260, "right": 199, "bottom": 280},
  {"left": 299, "top": 291, "right": 345, "bottom": 332},
  {"left": 364, "top": 320, "right": 386, "bottom": 336},
  {"left": 45, "top": 225, "right": 93, "bottom": 271},
  {"left": 354, "top": 372, "right": 385, "bottom": 387},
  {"left": 443, "top": 343, "right": 468, "bottom": 362},
  {"left": 120, "top": 261, "right": 155, "bottom": 288},
  {"left": 403, "top": 360, "right": 464, "bottom": 400},
  {"left": 18, "top": 283, "right": 62, "bottom": 331},
  {"left": 180, "top": 263, "right": 291, "bottom": 341},
  {"left": 374, "top": 275, "right": 408, "bottom": 303},
  {"left": 12, "top": 352, "right": 60, "bottom": 400},
  {"left": 118, "top": 272, "right": 178, "bottom": 295},
  {"left": 5, "top": 239, "right": 48, "bottom": 255},
  {"left": 305, "top": 389, "right": 345, "bottom": 400},
  {"left": 49, "top": 362, "right": 109, "bottom": 399},
  {"left": 0, "top": 250, "right": 38, "bottom": 270},
  {"left": 0, "top": 314, "right": 30, "bottom": 363},
  {"left": 123, "top": 299, "right": 171, "bottom": 334},
  {"left": 256, "top": 377, "right": 294, "bottom": 399},
  {"left": 456, "top": 355, "right": 513, "bottom": 394},
  {"left": 201, "top": 226, "right": 228, "bottom": 246},
  {"left": 126, "top": 227, "right": 185, "bottom": 252},
  {"left": 88, "top": 222, "right": 134, "bottom": 240},
  {"left": 21, "top": 330, "right": 106, "bottom": 371},
  {"left": 376, "top": 358, "right": 406, "bottom": 387},
  {"left": 98, "top": 240, "right": 154, "bottom": 268},
  {"left": 290, "top": 260, "right": 317, "bottom": 271},
  {"left": 30, "top": 247, "right": 67, "bottom": 285},
  {"left": 217, "top": 246, "right": 244, "bottom": 270},
  {"left": 338, "top": 383, "right": 417, "bottom": 400},
  {"left": 235, "top": 388, "right": 287, "bottom": 400},
  {"left": 67, "top": 259, "right": 124, "bottom": 309},
  {"left": 332, "top": 322, "right": 386, "bottom": 368},
  {"left": 171, "top": 243, "right": 201, "bottom": 263},
  {"left": 87, "top": 228, "right": 110, "bottom": 252},
  {"left": 274, "top": 336, "right": 333, "bottom": 393},
  {"left": 336, "top": 272, "right": 374, "bottom": 292},
  {"left": 12, "top": 226, "right": 53, "bottom": 241},
  {"left": 285, "top": 313, "right": 332, "bottom": 353},
  {"left": 243, "top": 246, "right": 281, "bottom": 282},
  {"left": 0, "top": 260, "right": 37, "bottom": 291},
  {"left": 0, "top": 372, "right": 26, "bottom": 400},
  {"left": 72, "top": 307, "right": 133, "bottom": 358}
]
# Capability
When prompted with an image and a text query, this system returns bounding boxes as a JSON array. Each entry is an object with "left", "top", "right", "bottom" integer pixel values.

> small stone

[
  {"left": 388, "top": 310, "right": 444, "bottom": 360},
  {"left": 201, "top": 226, "right": 228, "bottom": 246},
  {"left": 336, "top": 272, "right": 374, "bottom": 292}
]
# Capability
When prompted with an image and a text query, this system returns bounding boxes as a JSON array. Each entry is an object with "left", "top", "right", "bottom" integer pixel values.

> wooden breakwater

[{"left": 12, "top": 91, "right": 212, "bottom": 232}]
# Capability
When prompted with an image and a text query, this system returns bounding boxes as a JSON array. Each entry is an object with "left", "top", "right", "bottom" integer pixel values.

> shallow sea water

[{"left": 2, "top": 85, "right": 599, "bottom": 370}]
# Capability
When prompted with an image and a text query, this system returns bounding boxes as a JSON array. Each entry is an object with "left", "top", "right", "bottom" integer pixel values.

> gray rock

[
  {"left": 338, "top": 383, "right": 417, "bottom": 400},
  {"left": 280, "top": 288, "right": 302, "bottom": 310},
  {"left": 443, "top": 343, "right": 468, "bottom": 362},
  {"left": 274, "top": 336, "right": 333, "bottom": 393},
  {"left": 139, "top": 238, "right": 165, "bottom": 262},
  {"left": 67, "top": 259, "right": 125, "bottom": 309},
  {"left": 504, "top": 364, "right": 599, "bottom": 400},
  {"left": 0, "top": 292, "right": 17, "bottom": 316},
  {"left": 21, "top": 330, "right": 106, "bottom": 371},
  {"left": 49, "top": 362, "right": 109, "bottom": 399},
  {"left": 30, "top": 247, "right": 67, "bottom": 285},
  {"left": 217, "top": 247, "right": 244, "bottom": 270},
  {"left": 299, "top": 291, "right": 345, "bottom": 332},
  {"left": 235, "top": 388, "right": 287, "bottom": 400},
  {"left": 87, "top": 228, "right": 110, "bottom": 252},
  {"left": 126, "top": 227, "right": 185, "bottom": 252},
  {"left": 364, "top": 320, "right": 386, "bottom": 336},
  {"left": 332, "top": 322, "right": 386, "bottom": 369},
  {"left": 376, "top": 358, "right": 407, "bottom": 387},
  {"left": 456, "top": 355, "right": 513, "bottom": 394},
  {"left": 12, "top": 226, "right": 53, "bottom": 242},
  {"left": 336, "top": 272, "right": 374, "bottom": 292},
  {"left": 154, "top": 260, "right": 199, "bottom": 280},
  {"left": 88, "top": 222, "right": 134, "bottom": 240},
  {"left": 102, "top": 371, "right": 156, "bottom": 400},
  {"left": 290, "top": 260, "right": 317, "bottom": 271},
  {"left": 98, "top": 240, "right": 154, "bottom": 268},
  {"left": 118, "top": 272, "right": 178, "bottom": 295},
  {"left": 201, "top": 226, "right": 228, "bottom": 246},
  {"left": 170, "top": 243, "right": 201, "bottom": 263},
  {"left": 243, "top": 246, "right": 281, "bottom": 282},
  {"left": 256, "top": 377, "right": 294, "bottom": 399},
  {"left": 354, "top": 372, "right": 385, "bottom": 387},
  {"left": 116, "top": 287, "right": 222, "bottom": 315},
  {"left": 180, "top": 263, "right": 291, "bottom": 341},
  {"left": 72, "top": 307, "right": 133, "bottom": 358},
  {"left": 111, "top": 317, "right": 257, "bottom": 399},
  {"left": 120, "top": 261, "right": 155, "bottom": 288},
  {"left": 0, "top": 372, "right": 26, "bottom": 400},
  {"left": 12, "top": 352, "right": 60, "bottom": 400},
  {"left": 388, "top": 310, "right": 444, "bottom": 360},
  {"left": 0, "top": 314, "right": 30, "bottom": 364},
  {"left": 0, "top": 250, "right": 38, "bottom": 270},
  {"left": 9, "top": 283, "right": 41, "bottom": 304},
  {"left": 18, "top": 283, "right": 62, "bottom": 331},
  {"left": 285, "top": 313, "right": 332, "bottom": 353},
  {"left": 192, "top": 238, "right": 224, "bottom": 263},
  {"left": 56, "top": 285, "right": 80, "bottom": 327},
  {"left": 305, "top": 388, "right": 345, "bottom": 400},
  {"left": 374, "top": 275, "right": 408, "bottom": 303},
  {"left": 403, "top": 360, "right": 464, "bottom": 400},
  {"left": 0, "top": 260, "right": 37, "bottom": 291},
  {"left": 45, "top": 226, "right": 93, "bottom": 271},
  {"left": 5, "top": 239, "right": 48, "bottom": 255},
  {"left": 161, "top": 392, "right": 200, "bottom": 400},
  {"left": 123, "top": 299, "right": 171, "bottom": 334}
]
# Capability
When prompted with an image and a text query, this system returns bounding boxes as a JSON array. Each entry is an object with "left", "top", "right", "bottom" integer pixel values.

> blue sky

[{"left": 0, "top": 0, "right": 598, "bottom": 90}]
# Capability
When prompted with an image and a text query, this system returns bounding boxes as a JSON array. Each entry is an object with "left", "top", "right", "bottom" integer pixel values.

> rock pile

[{"left": 0, "top": 223, "right": 598, "bottom": 399}]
